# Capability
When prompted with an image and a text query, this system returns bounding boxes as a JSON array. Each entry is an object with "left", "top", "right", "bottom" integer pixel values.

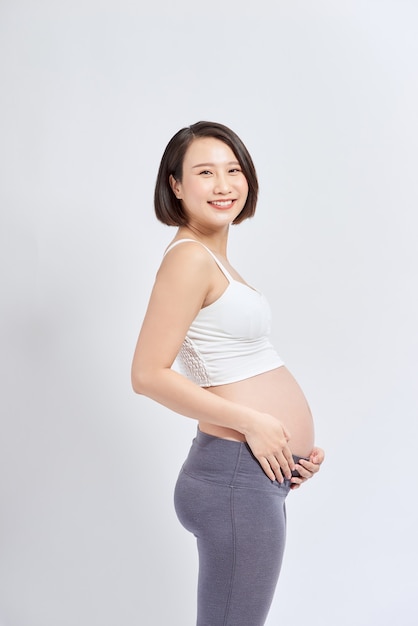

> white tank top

[{"left": 164, "top": 239, "right": 284, "bottom": 387}]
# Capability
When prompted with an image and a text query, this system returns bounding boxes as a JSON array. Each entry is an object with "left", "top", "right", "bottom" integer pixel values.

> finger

[
  {"left": 269, "top": 453, "right": 291, "bottom": 480},
  {"left": 281, "top": 447, "right": 296, "bottom": 476},
  {"left": 310, "top": 447, "right": 325, "bottom": 464},
  {"left": 299, "top": 459, "right": 319, "bottom": 474},
  {"left": 259, "top": 457, "right": 277, "bottom": 482},
  {"left": 266, "top": 457, "right": 285, "bottom": 483},
  {"left": 270, "top": 444, "right": 295, "bottom": 476},
  {"left": 290, "top": 475, "right": 307, "bottom": 486},
  {"left": 292, "top": 463, "right": 312, "bottom": 479}
]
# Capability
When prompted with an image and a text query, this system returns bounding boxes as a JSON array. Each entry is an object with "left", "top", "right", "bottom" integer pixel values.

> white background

[{"left": 1, "top": 1, "right": 417, "bottom": 624}]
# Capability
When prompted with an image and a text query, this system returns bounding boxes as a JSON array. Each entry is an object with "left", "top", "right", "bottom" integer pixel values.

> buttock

[{"left": 181, "top": 428, "right": 306, "bottom": 493}]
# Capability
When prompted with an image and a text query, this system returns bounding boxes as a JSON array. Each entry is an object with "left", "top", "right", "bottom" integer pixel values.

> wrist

[{"left": 239, "top": 409, "right": 263, "bottom": 437}]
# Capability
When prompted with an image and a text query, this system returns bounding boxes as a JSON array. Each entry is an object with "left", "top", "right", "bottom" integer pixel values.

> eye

[
  {"left": 198, "top": 170, "right": 212, "bottom": 176},
  {"left": 229, "top": 168, "right": 242, "bottom": 174}
]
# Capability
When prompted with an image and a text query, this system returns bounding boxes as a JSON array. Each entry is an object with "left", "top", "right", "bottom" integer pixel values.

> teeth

[{"left": 211, "top": 200, "right": 232, "bottom": 207}]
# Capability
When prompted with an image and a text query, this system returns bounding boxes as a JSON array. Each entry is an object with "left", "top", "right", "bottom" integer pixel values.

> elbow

[
  {"left": 131, "top": 365, "right": 157, "bottom": 396},
  {"left": 131, "top": 369, "right": 146, "bottom": 395}
]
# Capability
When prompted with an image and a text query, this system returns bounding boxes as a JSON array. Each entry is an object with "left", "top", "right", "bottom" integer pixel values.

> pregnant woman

[{"left": 131, "top": 121, "right": 324, "bottom": 626}]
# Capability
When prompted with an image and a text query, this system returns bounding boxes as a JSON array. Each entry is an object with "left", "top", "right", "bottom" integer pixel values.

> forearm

[{"left": 132, "top": 366, "right": 256, "bottom": 435}]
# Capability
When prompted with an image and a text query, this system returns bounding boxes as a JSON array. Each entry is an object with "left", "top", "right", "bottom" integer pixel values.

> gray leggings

[{"left": 174, "top": 429, "right": 303, "bottom": 626}]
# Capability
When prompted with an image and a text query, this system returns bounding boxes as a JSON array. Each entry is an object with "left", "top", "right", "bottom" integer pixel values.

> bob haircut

[{"left": 154, "top": 121, "right": 258, "bottom": 226}]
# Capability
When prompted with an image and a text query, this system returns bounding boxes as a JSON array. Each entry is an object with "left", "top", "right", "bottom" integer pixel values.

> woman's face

[{"left": 170, "top": 137, "right": 249, "bottom": 231}]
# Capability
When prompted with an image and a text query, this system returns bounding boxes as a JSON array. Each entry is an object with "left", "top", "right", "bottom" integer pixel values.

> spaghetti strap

[{"left": 163, "top": 239, "right": 234, "bottom": 283}]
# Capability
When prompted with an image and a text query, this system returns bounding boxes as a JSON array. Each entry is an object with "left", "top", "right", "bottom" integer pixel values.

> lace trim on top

[{"left": 177, "top": 336, "right": 211, "bottom": 387}]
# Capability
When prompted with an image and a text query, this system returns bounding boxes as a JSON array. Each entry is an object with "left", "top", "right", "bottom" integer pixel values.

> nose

[{"left": 213, "top": 173, "right": 231, "bottom": 195}]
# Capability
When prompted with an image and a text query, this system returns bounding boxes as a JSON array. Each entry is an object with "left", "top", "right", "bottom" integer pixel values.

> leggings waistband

[{"left": 181, "top": 428, "right": 306, "bottom": 491}]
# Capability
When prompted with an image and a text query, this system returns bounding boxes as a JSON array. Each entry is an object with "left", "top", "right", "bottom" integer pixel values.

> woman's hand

[
  {"left": 245, "top": 414, "right": 295, "bottom": 483},
  {"left": 290, "top": 446, "right": 325, "bottom": 490}
]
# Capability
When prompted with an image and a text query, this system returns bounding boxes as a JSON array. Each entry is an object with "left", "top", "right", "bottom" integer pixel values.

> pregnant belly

[{"left": 201, "top": 366, "right": 315, "bottom": 458}]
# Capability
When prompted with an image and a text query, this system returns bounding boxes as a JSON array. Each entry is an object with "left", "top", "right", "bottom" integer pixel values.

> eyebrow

[{"left": 191, "top": 161, "right": 240, "bottom": 169}]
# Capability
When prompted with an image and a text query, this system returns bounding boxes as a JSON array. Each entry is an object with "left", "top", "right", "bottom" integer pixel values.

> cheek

[
  {"left": 236, "top": 173, "right": 249, "bottom": 192},
  {"left": 240, "top": 179, "right": 249, "bottom": 198},
  {"left": 189, "top": 180, "right": 212, "bottom": 199},
  {"left": 180, "top": 182, "right": 206, "bottom": 212}
]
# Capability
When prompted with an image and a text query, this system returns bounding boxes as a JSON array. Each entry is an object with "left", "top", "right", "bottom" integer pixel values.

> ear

[{"left": 169, "top": 174, "right": 182, "bottom": 199}]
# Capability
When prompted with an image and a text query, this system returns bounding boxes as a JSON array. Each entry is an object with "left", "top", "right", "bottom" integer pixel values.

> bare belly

[{"left": 200, "top": 366, "right": 315, "bottom": 458}]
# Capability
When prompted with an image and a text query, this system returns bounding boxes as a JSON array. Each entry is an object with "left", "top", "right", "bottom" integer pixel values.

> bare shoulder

[
  {"left": 132, "top": 241, "right": 215, "bottom": 374},
  {"left": 157, "top": 239, "right": 214, "bottom": 287}
]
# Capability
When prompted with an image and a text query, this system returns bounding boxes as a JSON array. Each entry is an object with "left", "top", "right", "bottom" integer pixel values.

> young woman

[{"left": 131, "top": 121, "right": 324, "bottom": 626}]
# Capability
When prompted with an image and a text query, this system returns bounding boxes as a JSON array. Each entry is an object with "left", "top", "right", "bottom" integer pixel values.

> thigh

[
  {"left": 175, "top": 469, "right": 289, "bottom": 626},
  {"left": 222, "top": 486, "right": 288, "bottom": 626}
]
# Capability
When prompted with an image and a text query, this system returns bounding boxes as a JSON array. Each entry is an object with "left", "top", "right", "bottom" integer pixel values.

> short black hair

[{"left": 154, "top": 121, "right": 258, "bottom": 226}]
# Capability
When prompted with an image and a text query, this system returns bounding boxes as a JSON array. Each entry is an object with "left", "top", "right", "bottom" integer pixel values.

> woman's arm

[{"left": 131, "top": 243, "right": 295, "bottom": 482}]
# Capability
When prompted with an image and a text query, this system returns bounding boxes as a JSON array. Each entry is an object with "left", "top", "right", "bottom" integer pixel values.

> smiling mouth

[{"left": 209, "top": 200, "right": 235, "bottom": 209}]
